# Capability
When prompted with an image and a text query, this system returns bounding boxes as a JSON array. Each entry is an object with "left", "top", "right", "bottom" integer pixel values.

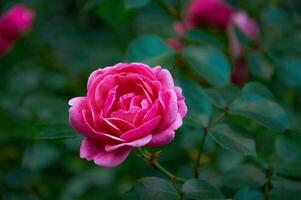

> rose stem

[
  {"left": 193, "top": 111, "right": 226, "bottom": 178},
  {"left": 138, "top": 148, "right": 186, "bottom": 183}
]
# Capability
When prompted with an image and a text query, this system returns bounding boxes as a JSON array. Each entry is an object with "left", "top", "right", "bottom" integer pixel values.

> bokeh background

[{"left": 1, "top": 0, "right": 301, "bottom": 200}]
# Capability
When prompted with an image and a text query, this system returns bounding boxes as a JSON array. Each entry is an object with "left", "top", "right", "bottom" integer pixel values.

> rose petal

[
  {"left": 93, "top": 147, "right": 131, "bottom": 168},
  {"left": 105, "top": 134, "right": 152, "bottom": 152},
  {"left": 133, "top": 108, "right": 148, "bottom": 126},
  {"left": 147, "top": 129, "right": 175, "bottom": 147},
  {"left": 69, "top": 97, "right": 95, "bottom": 138},
  {"left": 143, "top": 100, "right": 160, "bottom": 122},
  {"left": 80, "top": 137, "right": 131, "bottom": 167},
  {"left": 174, "top": 87, "right": 187, "bottom": 118},
  {"left": 120, "top": 116, "right": 161, "bottom": 141},
  {"left": 152, "top": 66, "right": 174, "bottom": 89},
  {"left": 157, "top": 89, "right": 178, "bottom": 131},
  {"left": 105, "top": 117, "right": 135, "bottom": 132},
  {"left": 103, "top": 85, "right": 118, "bottom": 115}
]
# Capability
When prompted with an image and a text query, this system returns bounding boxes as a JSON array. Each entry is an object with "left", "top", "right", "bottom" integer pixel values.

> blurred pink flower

[
  {"left": 232, "top": 11, "right": 259, "bottom": 40},
  {"left": 69, "top": 63, "right": 187, "bottom": 167},
  {"left": 173, "top": 21, "right": 186, "bottom": 37},
  {"left": 166, "top": 38, "right": 185, "bottom": 51},
  {"left": 185, "top": 0, "right": 234, "bottom": 29},
  {"left": 0, "top": 4, "right": 34, "bottom": 55}
]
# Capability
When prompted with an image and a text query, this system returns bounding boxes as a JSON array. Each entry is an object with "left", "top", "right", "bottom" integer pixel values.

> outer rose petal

[
  {"left": 175, "top": 87, "right": 187, "bottom": 118},
  {"left": 152, "top": 66, "right": 174, "bottom": 89},
  {"left": 157, "top": 89, "right": 178, "bottom": 131},
  {"left": 147, "top": 129, "right": 175, "bottom": 147},
  {"left": 148, "top": 113, "right": 183, "bottom": 147},
  {"left": 80, "top": 137, "right": 131, "bottom": 168},
  {"left": 69, "top": 97, "right": 95, "bottom": 138}
]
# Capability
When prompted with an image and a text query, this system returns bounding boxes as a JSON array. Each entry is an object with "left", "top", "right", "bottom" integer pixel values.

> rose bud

[
  {"left": 0, "top": 4, "right": 34, "bottom": 40},
  {"left": 69, "top": 63, "right": 187, "bottom": 167},
  {"left": 185, "top": 0, "right": 234, "bottom": 29}
]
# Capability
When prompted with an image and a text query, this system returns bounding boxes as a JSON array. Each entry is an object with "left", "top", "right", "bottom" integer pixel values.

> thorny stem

[
  {"left": 154, "top": 0, "right": 182, "bottom": 20},
  {"left": 193, "top": 111, "right": 227, "bottom": 178},
  {"left": 138, "top": 148, "right": 186, "bottom": 183}
]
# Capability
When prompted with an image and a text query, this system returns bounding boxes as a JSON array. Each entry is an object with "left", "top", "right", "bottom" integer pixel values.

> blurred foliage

[{"left": 1, "top": 0, "right": 301, "bottom": 200}]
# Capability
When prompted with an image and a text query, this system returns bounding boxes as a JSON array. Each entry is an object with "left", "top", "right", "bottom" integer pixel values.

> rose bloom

[
  {"left": 185, "top": 0, "right": 234, "bottom": 29},
  {"left": 69, "top": 63, "right": 187, "bottom": 167},
  {"left": 0, "top": 4, "right": 34, "bottom": 55}
]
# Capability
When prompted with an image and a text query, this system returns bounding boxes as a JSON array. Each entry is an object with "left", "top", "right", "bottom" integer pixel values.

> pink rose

[
  {"left": 69, "top": 63, "right": 187, "bottom": 167},
  {"left": 0, "top": 4, "right": 34, "bottom": 39},
  {"left": 185, "top": 0, "right": 234, "bottom": 29},
  {"left": 0, "top": 4, "right": 34, "bottom": 55}
]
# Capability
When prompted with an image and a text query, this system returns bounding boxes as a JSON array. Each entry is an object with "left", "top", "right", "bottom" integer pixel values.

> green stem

[
  {"left": 154, "top": 0, "right": 182, "bottom": 19},
  {"left": 264, "top": 166, "right": 273, "bottom": 199},
  {"left": 193, "top": 132, "right": 207, "bottom": 178},
  {"left": 138, "top": 148, "right": 186, "bottom": 183},
  {"left": 193, "top": 111, "right": 226, "bottom": 178}
]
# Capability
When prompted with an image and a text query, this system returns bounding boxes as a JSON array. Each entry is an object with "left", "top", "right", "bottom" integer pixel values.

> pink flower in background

[
  {"left": 0, "top": 4, "right": 34, "bottom": 56},
  {"left": 185, "top": 0, "right": 234, "bottom": 29},
  {"left": 166, "top": 38, "right": 185, "bottom": 51},
  {"left": 232, "top": 11, "right": 259, "bottom": 40},
  {"left": 173, "top": 21, "right": 186, "bottom": 37},
  {"left": 166, "top": 21, "right": 186, "bottom": 52},
  {"left": 69, "top": 63, "right": 187, "bottom": 167}
]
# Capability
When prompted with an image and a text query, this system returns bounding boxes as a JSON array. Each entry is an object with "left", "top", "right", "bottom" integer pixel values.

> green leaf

[
  {"left": 229, "top": 95, "right": 289, "bottom": 132},
  {"left": 234, "top": 187, "right": 263, "bottom": 200},
  {"left": 275, "top": 132, "right": 301, "bottom": 176},
  {"left": 22, "top": 144, "right": 60, "bottom": 170},
  {"left": 126, "top": 35, "right": 173, "bottom": 66},
  {"left": 180, "top": 80, "right": 212, "bottom": 126},
  {"left": 262, "top": 7, "right": 292, "bottom": 32},
  {"left": 125, "top": 177, "right": 179, "bottom": 200},
  {"left": 94, "top": 0, "right": 131, "bottom": 28},
  {"left": 269, "top": 175, "right": 301, "bottom": 200},
  {"left": 209, "top": 123, "right": 256, "bottom": 156},
  {"left": 5, "top": 169, "right": 36, "bottom": 189},
  {"left": 184, "top": 29, "right": 223, "bottom": 48},
  {"left": 222, "top": 165, "right": 265, "bottom": 189},
  {"left": 182, "top": 179, "right": 225, "bottom": 200},
  {"left": 123, "top": 0, "right": 150, "bottom": 8},
  {"left": 206, "top": 86, "right": 240, "bottom": 109},
  {"left": 242, "top": 82, "right": 275, "bottom": 101},
  {"left": 182, "top": 45, "right": 230, "bottom": 86},
  {"left": 247, "top": 52, "right": 274, "bottom": 80},
  {"left": 35, "top": 124, "right": 78, "bottom": 140},
  {"left": 276, "top": 59, "right": 301, "bottom": 88}
]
